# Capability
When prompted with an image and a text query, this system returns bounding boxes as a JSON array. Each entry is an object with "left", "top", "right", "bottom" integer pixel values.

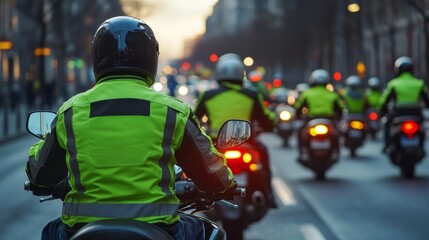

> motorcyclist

[
  {"left": 194, "top": 53, "right": 278, "bottom": 208},
  {"left": 294, "top": 69, "right": 344, "bottom": 160},
  {"left": 378, "top": 56, "right": 429, "bottom": 152},
  {"left": 365, "top": 77, "right": 383, "bottom": 109},
  {"left": 25, "top": 16, "right": 236, "bottom": 240},
  {"left": 341, "top": 75, "right": 370, "bottom": 115},
  {"left": 244, "top": 70, "right": 271, "bottom": 102}
]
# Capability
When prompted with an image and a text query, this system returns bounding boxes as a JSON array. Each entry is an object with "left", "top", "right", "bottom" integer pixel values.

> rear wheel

[
  {"left": 315, "top": 169, "right": 326, "bottom": 180},
  {"left": 350, "top": 148, "right": 357, "bottom": 157},
  {"left": 401, "top": 165, "right": 415, "bottom": 178}
]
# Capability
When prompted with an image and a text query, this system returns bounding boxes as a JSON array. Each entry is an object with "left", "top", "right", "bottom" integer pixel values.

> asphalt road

[{"left": 1, "top": 131, "right": 429, "bottom": 240}]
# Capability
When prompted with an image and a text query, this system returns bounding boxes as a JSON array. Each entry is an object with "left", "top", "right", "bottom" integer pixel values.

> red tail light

[
  {"left": 369, "top": 112, "right": 378, "bottom": 121},
  {"left": 223, "top": 148, "right": 261, "bottom": 174},
  {"left": 402, "top": 121, "right": 419, "bottom": 135}
]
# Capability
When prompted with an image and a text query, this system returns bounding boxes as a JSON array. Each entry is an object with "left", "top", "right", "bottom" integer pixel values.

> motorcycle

[
  {"left": 274, "top": 104, "right": 296, "bottom": 147},
  {"left": 366, "top": 108, "right": 381, "bottom": 139},
  {"left": 297, "top": 118, "right": 340, "bottom": 180},
  {"left": 341, "top": 113, "right": 367, "bottom": 157},
  {"left": 206, "top": 141, "right": 270, "bottom": 240},
  {"left": 385, "top": 115, "right": 425, "bottom": 178},
  {"left": 26, "top": 111, "right": 251, "bottom": 240}
]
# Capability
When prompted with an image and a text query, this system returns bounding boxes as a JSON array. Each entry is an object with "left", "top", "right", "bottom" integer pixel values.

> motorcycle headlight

[{"left": 279, "top": 111, "right": 292, "bottom": 121}]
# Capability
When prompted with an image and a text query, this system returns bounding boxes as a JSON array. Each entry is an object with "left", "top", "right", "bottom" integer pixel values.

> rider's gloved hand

[
  {"left": 219, "top": 180, "right": 238, "bottom": 200},
  {"left": 52, "top": 178, "right": 71, "bottom": 201}
]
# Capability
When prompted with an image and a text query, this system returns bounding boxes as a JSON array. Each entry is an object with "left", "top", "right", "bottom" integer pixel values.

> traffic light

[
  {"left": 209, "top": 53, "right": 218, "bottom": 63},
  {"left": 181, "top": 61, "right": 191, "bottom": 71},
  {"left": 333, "top": 72, "right": 342, "bottom": 81}
]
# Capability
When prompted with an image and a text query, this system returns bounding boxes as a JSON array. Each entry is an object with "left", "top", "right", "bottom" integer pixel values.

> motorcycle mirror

[
  {"left": 26, "top": 111, "right": 57, "bottom": 139},
  {"left": 217, "top": 120, "right": 252, "bottom": 149}
]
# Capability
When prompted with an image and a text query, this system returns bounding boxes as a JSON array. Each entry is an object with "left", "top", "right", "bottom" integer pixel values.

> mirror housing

[
  {"left": 26, "top": 111, "right": 57, "bottom": 139},
  {"left": 217, "top": 120, "right": 251, "bottom": 149}
]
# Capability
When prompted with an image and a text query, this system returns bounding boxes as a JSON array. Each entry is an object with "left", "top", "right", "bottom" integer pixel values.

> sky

[{"left": 132, "top": 0, "right": 219, "bottom": 63}]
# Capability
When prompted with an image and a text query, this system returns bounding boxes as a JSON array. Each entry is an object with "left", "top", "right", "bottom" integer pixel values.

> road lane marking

[
  {"left": 272, "top": 177, "right": 296, "bottom": 206},
  {"left": 300, "top": 224, "right": 326, "bottom": 240}
]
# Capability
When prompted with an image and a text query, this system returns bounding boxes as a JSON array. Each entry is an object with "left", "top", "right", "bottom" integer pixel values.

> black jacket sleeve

[
  {"left": 175, "top": 112, "right": 234, "bottom": 193},
  {"left": 26, "top": 119, "right": 68, "bottom": 187}
]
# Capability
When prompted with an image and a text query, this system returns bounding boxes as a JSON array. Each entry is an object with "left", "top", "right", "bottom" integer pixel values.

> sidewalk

[{"left": 0, "top": 105, "right": 28, "bottom": 144}]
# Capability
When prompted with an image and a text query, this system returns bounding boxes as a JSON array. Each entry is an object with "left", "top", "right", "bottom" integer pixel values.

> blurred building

[
  {"left": 189, "top": 0, "right": 429, "bottom": 87},
  {"left": 0, "top": 0, "right": 124, "bottom": 140}
]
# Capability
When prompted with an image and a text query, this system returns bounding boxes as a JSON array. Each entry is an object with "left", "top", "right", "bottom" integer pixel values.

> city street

[{"left": 1, "top": 131, "right": 429, "bottom": 240}]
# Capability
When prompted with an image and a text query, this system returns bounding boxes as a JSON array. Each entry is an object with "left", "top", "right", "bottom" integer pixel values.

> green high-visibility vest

[{"left": 56, "top": 76, "right": 190, "bottom": 227}]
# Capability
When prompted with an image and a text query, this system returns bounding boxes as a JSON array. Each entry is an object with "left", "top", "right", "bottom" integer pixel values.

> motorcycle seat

[{"left": 70, "top": 219, "right": 173, "bottom": 240}]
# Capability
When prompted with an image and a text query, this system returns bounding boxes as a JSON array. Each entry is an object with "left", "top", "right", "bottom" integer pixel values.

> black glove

[
  {"left": 51, "top": 178, "right": 71, "bottom": 201},
  {"left": 219, "top": 180, "right": 238, "bottom": 200}
]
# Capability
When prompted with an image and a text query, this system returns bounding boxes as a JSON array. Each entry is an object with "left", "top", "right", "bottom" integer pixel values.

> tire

[
  {"left": 350, "top": 148, "right": 357, "bottom": 157},
  {"left": 401, "top": 165, "right": 415, "bottom": 178},
  {"left": 315, "top": 169, "right": 326, "bottom": 180}
]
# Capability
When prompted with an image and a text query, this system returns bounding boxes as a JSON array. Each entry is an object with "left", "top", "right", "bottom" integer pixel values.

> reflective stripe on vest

[
  {"left": 62, "top": 202, "right": 179, "bottom": 218},
  {"left": 159, "top": 107, "right": 176, "bottom": 196},
  {"left": 64, "top": 108, "right": 86, "bottom": 194}
]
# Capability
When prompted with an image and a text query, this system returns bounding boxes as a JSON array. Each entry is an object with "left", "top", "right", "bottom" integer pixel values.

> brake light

[
  {"left": 223, "top": 147, "right": 260, "bottom": 174},
  {"left": 350, "top": 121, "right": 364, "bottom": 130},
  {"left": 309, "top": 124, "right": 329, "bottom": 136},
  {"left": 402, "top": 121, "right": 419, "bottom": 135},
  {"left": 369, "top": 112, "right": 378, "bottom": 121},
  {"left": 224, "top": 150, "right": 241, "bottom": 159}
]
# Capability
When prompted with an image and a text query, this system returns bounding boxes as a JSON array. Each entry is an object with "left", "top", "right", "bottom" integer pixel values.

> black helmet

[
  {"left": 394, "top": 56, "right": 413, "bottom": 76},
  {"left": 92, "top": 16, "right": 159, "bottom": 86}
]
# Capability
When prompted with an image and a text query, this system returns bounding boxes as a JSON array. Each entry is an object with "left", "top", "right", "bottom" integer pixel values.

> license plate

[
  {"left": 233, "top": 173, "right": 247, "bottom": 186},
  {"left": 349, "top": 130, "right": 362, "bottom": 138},
  {"left": 310, "top": 140, "right": 331, "bottom": 149},
  {"left": 400, "top": 136, "right": 419, "bottom": 147}
]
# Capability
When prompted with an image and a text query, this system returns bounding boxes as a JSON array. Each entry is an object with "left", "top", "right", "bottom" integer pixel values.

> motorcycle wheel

[
  {"left": 401, "top": 165, "right": 415, "bottom": 179},
  {"left": 223, "top": 220, "right": 244, "bottom": 240},
  {"left": 350, "top": 148, "right": 357, "bottom": 157},
  {"left": 315, "top": 170, "right": 326, "bottom": 180}
]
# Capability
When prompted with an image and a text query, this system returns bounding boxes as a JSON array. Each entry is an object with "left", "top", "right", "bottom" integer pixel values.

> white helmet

[
  {"left": 368, "top": 77, "right": 382, "bottom": 90},
  {"left": 345, "top": 75, "right": 362, "bottom": 88},
  {"left": 308, "top": 69, "right": 329, "bottom": 85},
  {"left": 215, "top": 53, "right": 245, "bottom": 82}
]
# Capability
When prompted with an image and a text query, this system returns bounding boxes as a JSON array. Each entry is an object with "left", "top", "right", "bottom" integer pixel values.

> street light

[
  {"left": 0, "top": 41, "right": 13, "bottom": 51},
  {"left": 348, "top": 3, "right": 360, "bottom": 13}
]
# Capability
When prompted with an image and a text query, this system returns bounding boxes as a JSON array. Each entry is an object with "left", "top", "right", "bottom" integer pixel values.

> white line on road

[
  {"left": 272, "top": 177, "right": 296, "bottom": 206},
  {"left": 300, "top": 224, "right": 326, "bottom": 240}
]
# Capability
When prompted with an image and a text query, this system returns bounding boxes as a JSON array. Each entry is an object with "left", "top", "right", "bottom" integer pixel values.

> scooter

[
  {"left": 341, "top": 113, "right": 367, "bottom": 157},
  {"left": 297, "top": 118, "right": 340, "bottom": 180},
  {"left": 274, "top": 104, "right": 296, "bottom": 147},
  {"left": 25, "top": 111, "right": 251, "bottom": 240},
  {"left": 366, "top": 108, "right": 381, "bottom": 139},
  {"left": 386, "top": 115, "right": 426, "bottom": 178},
  {"left": 206, "top": 141, "right": 270, "bottom": 240}
]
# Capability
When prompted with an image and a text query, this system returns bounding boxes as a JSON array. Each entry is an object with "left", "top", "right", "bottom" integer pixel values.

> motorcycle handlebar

[{"left": 174, "top": 180, "right": 246, "bottom": 203}]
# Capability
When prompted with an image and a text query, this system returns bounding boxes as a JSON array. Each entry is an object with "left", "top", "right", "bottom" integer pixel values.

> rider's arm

[
  {"left": 378, "top": 84, "right": 395, "bottom": 116},
  {"left": 420, "top": 84, "right": 429, "bottom": 107},
  {"left": 26, "top": 118, "right": 68, "bottom": 189},
  {"left": 294, "top": 93, "right": 307, "bottom": 119},
  {"left": 175, "top": 112, "right": 235, "bottom": 193},
  {"left": 334, "top": 95, "right": 345, "bottom": 119},
  {"left": 251, "top": 92, "right": 276, "bottom": 131},
  {"left": 193, "top": 92, "right": 207, "bottom": 119}
]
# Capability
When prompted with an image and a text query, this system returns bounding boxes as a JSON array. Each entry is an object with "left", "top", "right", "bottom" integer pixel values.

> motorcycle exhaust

[{"left": 251, "top": 191, "right": 267, "bottom": 208}]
